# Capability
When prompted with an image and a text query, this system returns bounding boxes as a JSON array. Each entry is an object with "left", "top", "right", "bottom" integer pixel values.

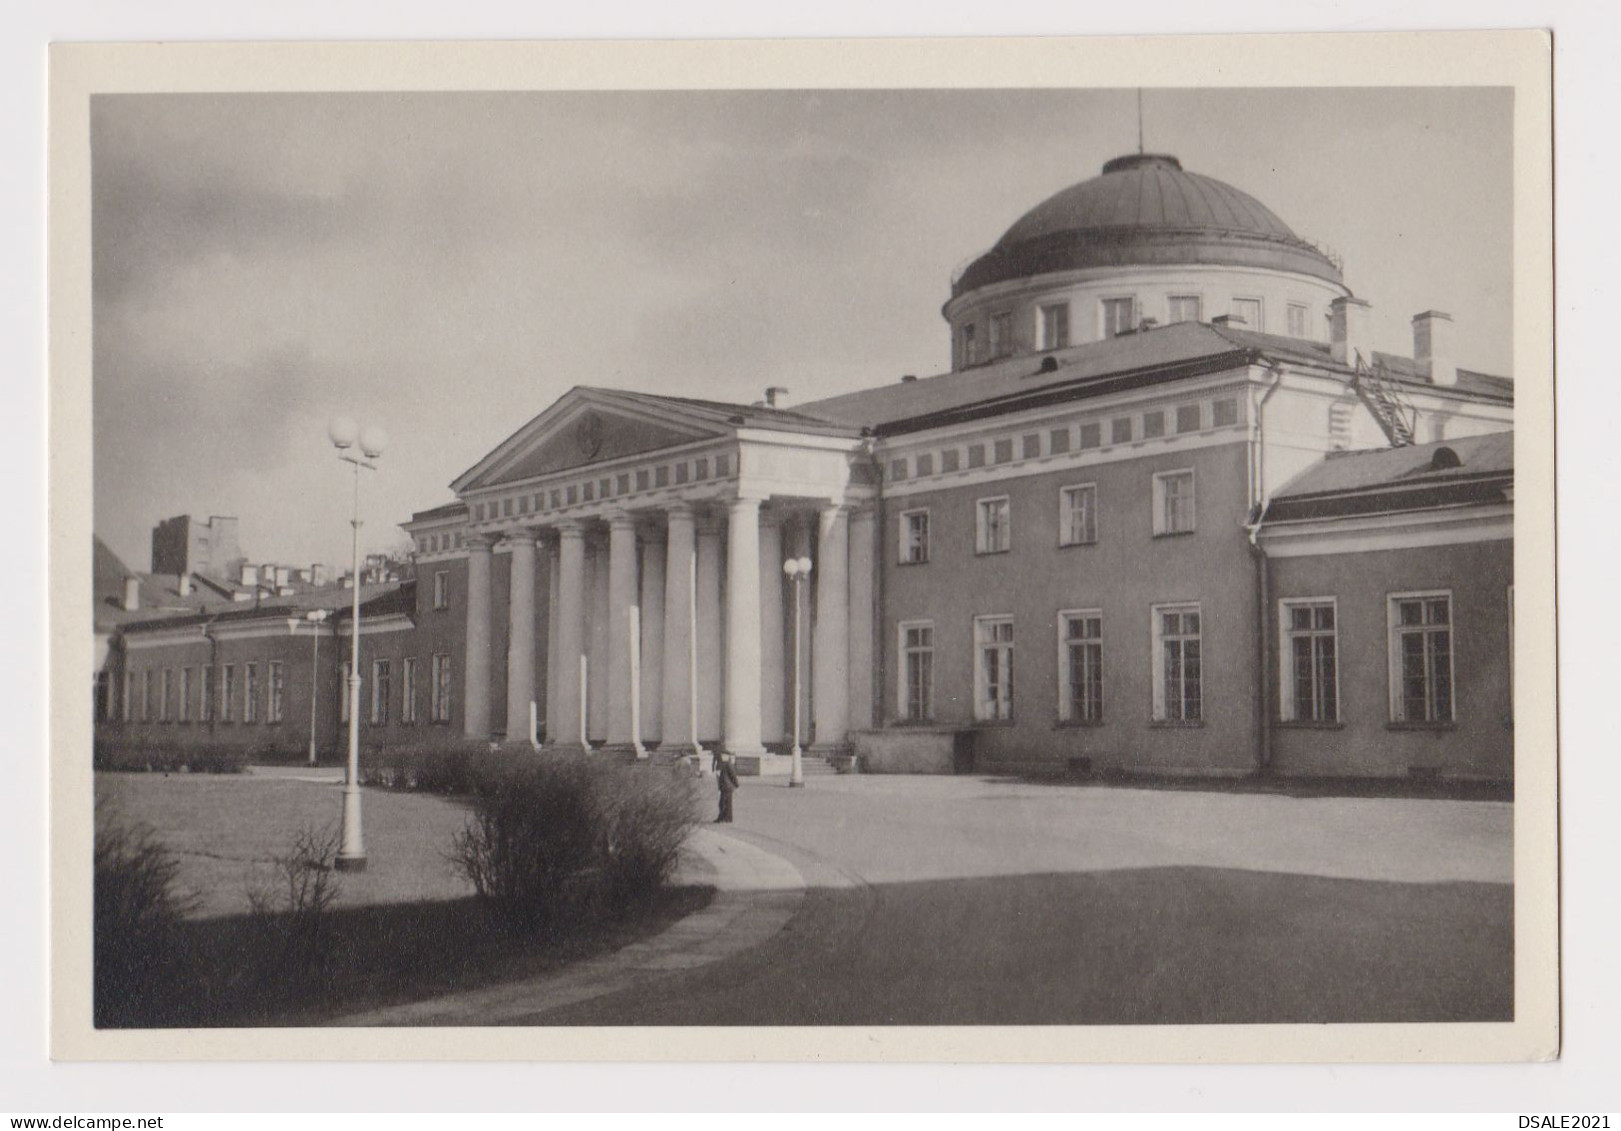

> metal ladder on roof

[{"left": 1353, "top": 351, "right": 1417, "bottom": 447}]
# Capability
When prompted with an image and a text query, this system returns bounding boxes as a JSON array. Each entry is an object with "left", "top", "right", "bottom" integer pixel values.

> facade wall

[
  {"left": 880, "top": 438, "right": 1260, "bottom": 775},
  {"left": 1265, "top": 538, "right": 1513, "bottom": 781}
]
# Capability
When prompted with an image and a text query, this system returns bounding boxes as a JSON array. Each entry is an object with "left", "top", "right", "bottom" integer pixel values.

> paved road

[{"left": 524, "top": 774, "right": 1513, "bottom": 1026}]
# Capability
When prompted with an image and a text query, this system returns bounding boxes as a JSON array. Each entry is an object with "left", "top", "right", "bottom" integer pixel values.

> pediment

[{"left": 454, "top": 390, "right": 728, "bottom": 492}]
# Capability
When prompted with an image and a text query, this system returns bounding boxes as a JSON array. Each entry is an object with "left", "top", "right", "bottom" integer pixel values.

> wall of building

[
  {"left": 1265, "top": 538, "right": 1513, "bottom": 781},
  {"left": 880, "top": 438, "right": 1261, "bottom": 776}
]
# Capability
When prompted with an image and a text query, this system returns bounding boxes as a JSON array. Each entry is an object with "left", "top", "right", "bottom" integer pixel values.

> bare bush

[
  {"left": 245, "top": 824, "right": 344, "bottom": 992},
  {"left": 93, "top": 796, "right": 196, "bottom": 1027}
]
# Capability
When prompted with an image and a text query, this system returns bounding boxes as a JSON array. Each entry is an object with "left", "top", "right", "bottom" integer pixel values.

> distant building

[{"left": 150, "top": 514, "right": 245, "bottom": 581}]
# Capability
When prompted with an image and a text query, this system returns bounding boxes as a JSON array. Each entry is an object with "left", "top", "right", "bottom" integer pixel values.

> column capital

[
  {"left": 554, "top": 518, "right": 586, "bottom": 539},
  {"left": 503, "top": 527, "right": 541, "bottom": 548},
  {"left": 664, "top": 499, "right": 697, "bottom": 520},
  {"left": 727, "top": 494, "right": 764, "bottom": 513},
  {"left": 604, "top": 508, "right": 637, "bottom": 530},
  {"left": 466, "top": 533, "right": 498, "bottom": 553}
]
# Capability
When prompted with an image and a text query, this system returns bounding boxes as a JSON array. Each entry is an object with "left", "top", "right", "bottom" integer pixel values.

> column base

[
  {"left": 333, "top": 855, "right": 368, "bottom": 873},
  {"left": 734, "top": 752, "right": 796, "bottom": 777}
]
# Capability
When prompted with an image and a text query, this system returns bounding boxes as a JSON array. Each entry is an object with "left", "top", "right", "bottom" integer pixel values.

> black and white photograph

[{"left": 47, "top": 33, "right": 1558, "bottom": 1067}]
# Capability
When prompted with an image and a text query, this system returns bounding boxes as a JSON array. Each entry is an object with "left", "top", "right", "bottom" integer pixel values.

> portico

[{"left": 446, "top": 388, "right": 877, "bottom": 766}]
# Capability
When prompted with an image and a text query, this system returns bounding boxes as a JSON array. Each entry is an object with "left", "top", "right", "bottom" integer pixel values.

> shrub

[
  {"left": 360, "top": 739, "right": 485, "bottom": 794},
  {"left": 451, "top": 752, "right": 701, "bottom": 930},
  {"left": 93, "top": 797, "right": 196, "bottom": 1027},
  {"left": 245, "top": 824, "right": 344, "bottom": 996},
  {"left": 93, "top": 736, "right": 246, "bottom": 775}
]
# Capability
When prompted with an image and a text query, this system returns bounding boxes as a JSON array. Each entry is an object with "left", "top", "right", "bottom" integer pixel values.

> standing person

[{"left": 715, "top": 751, "right": 739, "bottom": 823}]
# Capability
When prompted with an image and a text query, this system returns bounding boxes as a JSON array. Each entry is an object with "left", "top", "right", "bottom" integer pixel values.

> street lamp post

[
  {"left": 288, "top": 608, "right": 332, "bottom": 765},
  {"left": 329, "top": 416, "right": 385, "bottom": 873},
  {"left": 783, "top": 555, "right": 813, "bottom": 788}
]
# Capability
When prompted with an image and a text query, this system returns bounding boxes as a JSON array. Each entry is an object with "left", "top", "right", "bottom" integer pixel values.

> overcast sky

[{"left": 91, "top": 87, "right": 1512, "bottom": 573}]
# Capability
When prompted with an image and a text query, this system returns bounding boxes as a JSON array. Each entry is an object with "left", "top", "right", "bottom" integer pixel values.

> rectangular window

[
  {"left": 961, "top": 323, "right": 978, "bottom": 365},
  {"left": 1175, "top": 404, "right": 1202, "bottom": 433},
  {"left": 371, "top": 659, "right": 390, "bottom": 725},
  {"left": 1287, "top": 302, "right": 1309, "bottom": 338},
  {"left": 974, "top": 616, "right": 1015, "bottom": 721},
  {"left": 889, "top": 458, "right": 908, "bottom": 482},
  {"left": 159, "top": 670, "right": 171, "bottom": 722},
  {"left": 1153, "top": 469, "right": 1197, "bottom": 535},
  {"left": 141, "top": 670, "right": 152, "bottom": 721},
  {"left": 179, "top": 668, "right": 192, "bottom": 723},
  {"left": 1232, "top": 297, "right": 1263, "bottom": 330},
  {"left": 433, "top": 570, "right": 449, "bottom": 610},
  {"left": 1049, "top": 428, "right": 1071, "bottom": 454},
  {"left": 1212, "top": 398, "right": 1240, "bottom": 428},
  {"left": 1021, "top": 434, "right": 1041, "bottom": 460},
  {"left": 268, "top": 661, "right": 284, "bottom": 723},
  {"left": 402, "top": 657, "right": 418, "bottom": 724},
  {"left": 1143, "top": 410, "right": 1166, "bottom": 439},
  {"left": 899, "top": 621, "right": 935, "bottom": 722},
  {"left": 940, "top": 449, "right": 960, "bottom": 473},
  {"left": 989, "top": 311, "right": 1013, "bottom": 358},
  {"left": 1059, "top": 484, "right": 1098, "bottom": 546},
  {"left": 1153, "top": 604, "right": 1203, "bottom": 722},
  {"left": 1388, "top": 593, "right": 1454, "bottom": 723},
  {"left": 975, "top": 497, "right": 1011, "bottom": 555},
  {"left": 1059, "top": 611, "right": 1104, "bottom": 723},
  {"left": 1079, "top": 422, "right": 1102, "bottom": 449},
  {"left": 244, "top": 663, "right": 259, "bottom": 724},
  {"left": 899, "top": 509, "right": 930, "bottom": 565},
  {"left": 220, "top": 664, "right": 235, "bottom": 722},
  {"left": 1281, "top": 600, "right": 1339, "bottom": 723},
  {"left": 1111, "top": 417, "right": 1133, "bottom": 445},
  {"left": 1102, "top": 297, "right": 1135, "bottom": 337},
  {"left": 431, "top": 653, "right": 453, "bottom": 723},
  {"left": 200, "top": 666, "right": 213, "bottom": 723},
  {"left": 1168, "top": 295, "right": 1202, "bottom": 323},
  {"left": 339, "top": 662, "right": 350, "bottom": 724},
  {"left": 993, "top": 438, "right": 1013, "bottom": 464},
  {"left": 967, "top": 445, "right": 985, "bottom": 469},
  {"left": 915, "top": 452, "right": 934, "bottom": 477},
  {"left": 1039, "top": 302, "right": 1070, "bottom": 350}
]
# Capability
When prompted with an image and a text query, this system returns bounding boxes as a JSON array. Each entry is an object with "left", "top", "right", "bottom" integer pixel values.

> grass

[{"left": 94, "top": 769, "right": 714, "bottom": 1028}]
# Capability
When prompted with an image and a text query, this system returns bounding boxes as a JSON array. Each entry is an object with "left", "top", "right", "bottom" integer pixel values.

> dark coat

[{"left": 717, "top": 759, "right": 740, "bottom": 793}]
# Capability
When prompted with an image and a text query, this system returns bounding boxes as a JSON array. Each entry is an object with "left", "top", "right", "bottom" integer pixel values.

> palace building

[{"left": 102, "top": 152, "right": 1515, "bottom": 782}]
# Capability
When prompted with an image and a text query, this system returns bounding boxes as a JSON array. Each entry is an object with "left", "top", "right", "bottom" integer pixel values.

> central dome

[{"left": 953, "top": 153, "right": 1342, "bottom": 297}]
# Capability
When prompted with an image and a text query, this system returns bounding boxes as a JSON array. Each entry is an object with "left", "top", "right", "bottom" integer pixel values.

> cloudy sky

[{"left": 92, "top": 86, "right": 1512, "bottom": 572}]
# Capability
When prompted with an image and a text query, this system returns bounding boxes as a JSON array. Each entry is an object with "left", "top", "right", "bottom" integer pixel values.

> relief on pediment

[{"left": 482, "top": 408, "right": 718, "bottom": 487}]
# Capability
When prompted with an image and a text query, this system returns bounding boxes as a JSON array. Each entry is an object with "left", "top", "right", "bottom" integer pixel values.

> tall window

[
  {"left": 1059, "top": 611, "right": 1104, "bottom": 723},
  {"left": 899, "top": 509, "right": 930, "bottom": 565},
  {"left": 220, "top": 665, "right": 235, "bottom": 722},
  {"left": 141, "top": 670, "right": 152, "bottom": 722},
  {"left": 899, "top": 622, "right": 935, "bottom": 722},
  {"left": 267, "top": 661, "right": 284, "bottom": 723},
  {"left": 178, "top": 668, "right": 192, "bottom": 723},
  {"left": 1059, "top": 484, "right": 1098, "bottom": 546},
  {"left": 431, "top": 654, "right": 453, "bottom": 723},
  {"left": 159, "top": 670, "right": 171, "bottom": 722},
  {"left": 961, "top": 323, "right": 978, "bottom": 365},
  {"left": 1102, "top": 297, "right": 1135, "bottom": 337},
  {"left": 975, "top": 497, "right": 1011, "bottom": 555},
  {"left": 1168, "top": 295, "right": 1202, "bottom": 323},
  {"left": 1232, "top": 298, "right": 1263, "bottom": 330},
  {"left": 339, "top": 662, "right": 351, "bottom": 724},
  {"left": 243, "top": 663, "right": 259, "bottom": 723},
  {"left": 402, "top": 657, "right": 418, "bottom": 724},
  {"left": 1153, "top": 604, "right": 1202, "bottom": 722},
  {"left": 199, "top": 667, "right": 213, "bottom": 723},
  {"left": 371, "top": 659, "right": 391, "bottom": 725},
  {"left": 433, "top": 570, "right": 450, "bottom": 610},
  {"left": 1287, "top": 302, "right": 1309, "bottom": 338},
  {"left": 1389, "top": 593, "right": 1454, "bottom": 723},
  {"left": 1281, "top": 599, "right": 1339, "bottom": 722},
  {"left": 121, "top": 671, "right": 133, "bottom": 722},
  {"left": 974, "top": 616, "right": 1015, "bottom": 721},
  {"left": 989, "top": 311, "right": 1013, "bottom": 359},
  {"left": 1039, "top": 302, "right": 1070, "bottom": 350},
  {"left": 1153, "top": 469, "right": 1196, "bottom": 535}
]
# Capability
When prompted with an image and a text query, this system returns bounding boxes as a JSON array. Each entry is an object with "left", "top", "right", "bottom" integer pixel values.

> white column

[
  {"left": 586, "top": 533, "right": 610, "bottom": 742},
  {"left": 606, "top": 511, "right": 639, "bottom": 748},
  {"left": 758, "top": 510, "right": 786, "bottom": 746},
  {"left": 847, "top": 505, "right": 877, "bottom": 733},
  {"left": 724, "top": 495, "right": 766, "bottom": 757},
  {"left": 552, "top": 522, "right": 587, "bottom": 749},
  {"left": 544, "top": 537, "right": 560, "bottom": 742},
  {"left": 695, "top": 512, "right": 725, "bottom": 744},
  {"left": 661, "top": 502, "right": 696, "bottom": 750},
  {"left": 462, "top": 535, "right": 494, "bottom": 740},
  {"left": 639, "top": 526, "right": 666, "bottom": 745},
  {"left": 811, "top": 503, "right": 850, "bottom": 752},
  {"left": 504, "top": 531, "right": 539, "bottom": 743},
  {"left": 789, "top": 514, "right": 814, "bottom": 747}
]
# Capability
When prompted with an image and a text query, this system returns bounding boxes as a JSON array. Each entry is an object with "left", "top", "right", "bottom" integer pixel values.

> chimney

[
  {"left": 1210, "top": 314, "right": 1245, "bottom": 328},
  {"left": 275, "top": 565, "right": 291, "bottom": 588},
  {"left": 240, "top": 563, "right": 258, "bottom": 586},
  {"left": 122, "top": 576, "right": 140, "bottom": 611},
  {"left": 763, "top": 386, "right": 789, "bottom": 408},
  {"left": 900, "top": 374, "right": 917, "bottom": 383},
  {"left": 1329, "top": 296, "right": 1372, "bottom": 366},
  {"left": 178, "top": 573, "right": 192, "bottom": 597},
  {"left": 1412, "top": 310, "right": 1457, "bottom": 387}
]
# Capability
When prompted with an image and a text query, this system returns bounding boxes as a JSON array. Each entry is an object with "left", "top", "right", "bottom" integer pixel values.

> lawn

[{"left": 94, "top": 770, "right": 714, "bottom": 1027}]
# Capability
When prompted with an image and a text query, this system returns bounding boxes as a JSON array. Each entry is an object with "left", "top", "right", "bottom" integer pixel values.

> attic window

[{"left": 1429, "top": 446, "right": 1462, "bottom": 471}]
